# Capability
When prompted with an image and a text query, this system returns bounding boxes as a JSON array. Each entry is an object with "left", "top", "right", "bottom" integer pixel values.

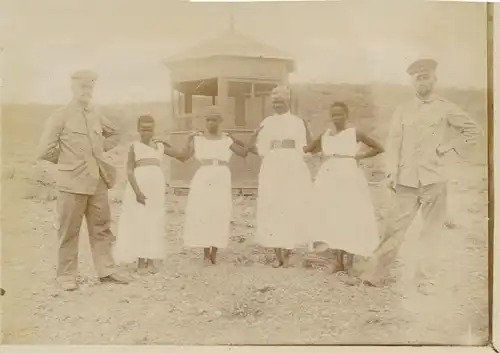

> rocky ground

[{"left": 1, "top": 113, "right": 489, "bottom": 345}]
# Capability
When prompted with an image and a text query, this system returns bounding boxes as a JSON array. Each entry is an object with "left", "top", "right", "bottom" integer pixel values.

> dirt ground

[{"left": 1, "top": 113, "right": 489, "bottom": 345}]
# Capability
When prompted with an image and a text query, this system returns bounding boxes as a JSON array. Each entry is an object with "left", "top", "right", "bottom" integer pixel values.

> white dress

[
  {"left": 309, "top": 128, "right": 379, "bottom": 256},
  {"left": 113, "top": 142, "right": 167, "bottom": 263},
  {"left": 183, "top": 134, "right": 233, "bottom": 248},
  {"left": 255, "top": 113, "right": 313, "bottom": 249}
]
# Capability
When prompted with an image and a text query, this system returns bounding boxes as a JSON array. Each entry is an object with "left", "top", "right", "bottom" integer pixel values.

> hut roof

[{"left": 165, "top": 30, "right": 294, "bottom": 68}]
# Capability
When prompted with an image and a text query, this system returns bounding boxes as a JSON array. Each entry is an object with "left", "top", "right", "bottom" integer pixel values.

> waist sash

[
  {"left": 135, "top": 158, "right": 161, "bottom": 168},
  {"left": 325, "top": 153, "right": 355, "bottom": 159},
  {"left": 270, "top": 139, "right": 296, "bottom": 150},
  {"left": 199, "top": 159, "right": 229, "bottom": 167}
]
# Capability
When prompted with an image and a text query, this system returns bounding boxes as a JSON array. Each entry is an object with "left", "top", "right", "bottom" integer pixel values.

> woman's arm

[
  {"left": 303, "top": 136, "right": 322, "bottom": 154},
  {"left": 154, "top": 134, "right": 196, "bottom": 162},
  {"left": 227, "top": 134, "right": 248, "bottom": 157},
  {"left": 245, "top": 126, "right": 263, "bottom": 155},
  {"left": 175, "top": 134, "right": 196, "bottom": 162},
  {"left": 301, "top": 119, "right": 317, "bottom": 154},
  {"left": 153, "top": 138, "right": 188, "bottom": 160},
  {"left": 126, "top": 145, "right": 146, "bottom": 205},
  {"left": 355, "top": 130, "right": 385, "bottom": 160},
  {"left": 163, "top": 144, "right": 184, "bottom": 159}
]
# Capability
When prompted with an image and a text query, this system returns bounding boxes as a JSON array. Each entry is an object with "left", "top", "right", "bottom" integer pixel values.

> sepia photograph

[{"left": 0, "top": 0, "right": 491, "bottom": 347}]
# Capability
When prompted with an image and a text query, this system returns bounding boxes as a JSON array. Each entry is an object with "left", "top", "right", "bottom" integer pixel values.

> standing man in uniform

[
  {"left": 37, "top": 70, "right": 130, "bottom": 291},
  {"left": 344, "top": 59, "right": 482, "bottom": 295}
]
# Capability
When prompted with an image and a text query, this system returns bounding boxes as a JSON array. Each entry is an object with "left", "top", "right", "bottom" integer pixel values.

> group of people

[{"left": 37, "top": 58, "right": 482, "bottom": 296}]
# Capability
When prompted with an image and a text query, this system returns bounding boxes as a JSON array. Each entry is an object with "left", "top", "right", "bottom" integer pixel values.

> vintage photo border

[
  {"left": 491, "top": 1, "right": 498, "bottom": 351},
  {"left": 0, "top": 1, "right": 498, "bottom": 352}
]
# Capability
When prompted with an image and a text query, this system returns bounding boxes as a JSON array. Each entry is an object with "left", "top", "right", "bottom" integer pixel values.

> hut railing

[{"left": 168, "top": 128, "right": 256, "bottom": 135}]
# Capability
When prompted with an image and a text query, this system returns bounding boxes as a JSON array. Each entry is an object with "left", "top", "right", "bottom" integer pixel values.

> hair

[
  {"left": 330, "top": 102, "right": 349, "bottom": 116},
  {"left": 137, "top": 114, "right": 155, "bottom": 127},
  {"left": 203, "top": 105, "right": 223, "bottom": 120}
]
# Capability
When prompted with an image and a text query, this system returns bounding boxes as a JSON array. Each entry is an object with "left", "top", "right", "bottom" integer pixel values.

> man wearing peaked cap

[
  {"left": 343, "top": 58, "right": 482, "bottom": 295},
  {"left": 36, "top": 69, "right": 130, "bottom": 291}
]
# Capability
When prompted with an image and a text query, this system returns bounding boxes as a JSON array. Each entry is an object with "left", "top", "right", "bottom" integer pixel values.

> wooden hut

[{"left": 164, "top": 29, "right": 296, "bottom": 192}]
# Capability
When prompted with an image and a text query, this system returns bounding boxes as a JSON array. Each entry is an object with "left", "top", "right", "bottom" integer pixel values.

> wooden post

[
  {"left": 170, "top": 88, "right": 175, "bottom": 130},
  {"left": 217, "top": 77, "right": 229, "bottom": 125},
  {"left": 291, "top": 87, "right": 299, "bottom": 115},
  {"left": 185, "top": 94, "right": 193, "bottom": 114},
  {"left": 261, "top": 94, "right": 266, "bottom": 121},
  {"left": 184, "top": 93, "right": 193, "bottom": 130},
  {"left": 235, "top": 95, "right": 246, "bottom": 127},
  {"left": 177, "top": 91, "right": 185, "bottom": 116}
]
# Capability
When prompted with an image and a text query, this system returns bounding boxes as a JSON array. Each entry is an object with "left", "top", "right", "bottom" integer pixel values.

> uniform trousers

[{"left": 56, "top": 177, "right": 116, "bottom": 281}]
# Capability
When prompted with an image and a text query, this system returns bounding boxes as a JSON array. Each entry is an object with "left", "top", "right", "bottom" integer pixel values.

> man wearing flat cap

[
  {"left": 344, "top": 58, "right": 482, "bottom": 295},
  {"left": 37, "top": 69, "right": 129, "bottom": 291}
]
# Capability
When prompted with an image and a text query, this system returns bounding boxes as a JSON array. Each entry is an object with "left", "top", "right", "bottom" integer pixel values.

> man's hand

[{"left": 136, "top": 191, "right": 147, "bottom": 205}]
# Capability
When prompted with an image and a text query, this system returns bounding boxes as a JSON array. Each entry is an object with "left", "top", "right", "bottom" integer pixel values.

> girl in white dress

[
  {"left": 248, "top": 86, "right": 313, "bottom": 268},
  {"left": 113, "top": 115, "right": 181, "bottom": 275},
  {"left": 305, "top": 102, "right": 384, "bottom": 273},
  {"left": 177, "top": 106, "right": 248, "bottom": 265}
]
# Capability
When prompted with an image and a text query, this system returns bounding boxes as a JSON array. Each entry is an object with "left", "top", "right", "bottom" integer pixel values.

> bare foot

[
  {"left": 331, "top": 264, "right": 345, "bottom": 274},
  {"left": 272, "top": 261, "right": 283, "bottom": 268},
  {"left": 339, "top": 276, "right": 362, "bottom": 286},
  {"left": 148, "top": 265, "right": 158, "bottom": 274},
  {"left": 331, "top": 257, "right": 344, "bottom": 273}
]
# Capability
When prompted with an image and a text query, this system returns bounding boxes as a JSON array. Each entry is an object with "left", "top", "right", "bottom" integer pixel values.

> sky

[{"left": 0, "top": 0, "right": 488, "bottom": 104}]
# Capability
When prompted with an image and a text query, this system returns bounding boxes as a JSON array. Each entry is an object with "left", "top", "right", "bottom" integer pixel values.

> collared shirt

[
  {"left": 36, "top": 101, "right": 120, "bottom": 195},
  {"left": 385, "top": 94, "right": 482, "bottom": 188}
]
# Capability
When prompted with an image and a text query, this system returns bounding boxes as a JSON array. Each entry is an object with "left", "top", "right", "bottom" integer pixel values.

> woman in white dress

[
  {"left": 248, "top": 86, "right": 313, "bottom": 268},
  {"left": 176, "top": 106, "right": 248, "bottom": 265},
  {"left": 113, "top": 115, "right": 181, "bottom": 275},
  {"left": 304, "top": 102, "right": 384, "bottom": 273}
]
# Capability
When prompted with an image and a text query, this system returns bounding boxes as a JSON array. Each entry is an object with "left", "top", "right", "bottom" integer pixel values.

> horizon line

[{"left": 1, "top": 81, "right": 486, "bottom": 106}]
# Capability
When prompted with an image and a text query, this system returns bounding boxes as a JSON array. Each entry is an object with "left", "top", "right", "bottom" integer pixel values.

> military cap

[
  {"left": 71, "top": 69, "right": 98, "bottom": 82},
  {"left": 406, "top": 58, "right": 438, "bottom": 75}
]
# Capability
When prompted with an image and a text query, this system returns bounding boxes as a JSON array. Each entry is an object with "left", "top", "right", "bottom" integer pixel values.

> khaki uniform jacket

[
  {"left": 36, "top": 102, "right": 120, "bottom": 195},
  {"left": 385, "top": 95, "right": 483, "bottom": 188}
]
